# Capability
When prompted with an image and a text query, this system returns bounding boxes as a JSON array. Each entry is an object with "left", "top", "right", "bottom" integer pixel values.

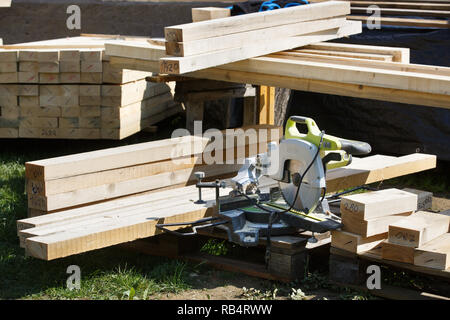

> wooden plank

[
  {"left": 191, "top": 7, "right": 231, "bottom": 22},
  {"left": 341, "top": 211, "right": 412, "bottom": 237},
  {"left": 257, "top": 85, "right": 275, "bottom": 125},
  {"left": 382, "top": 240, "right": 415, "bottom": 263},
  {"left": 108, "top": 56, "right": 450, "bottom": 108},
  {"left": 414, "top": 233, "right": 450, "bottom": 270},
  {"left": 293, "top": 48, "right": 394, "bottom": 62},
  {"left": 25, "top": 135, "right": 209, "bottom": 180},
  {"left": 160, "top": 21, "right": 361, "bottom": 74},
  {"left": 349, "top": 1, "right": 450, "bottom": 10},
  {"left": 340, "top": 188, "right": 418, "bottom": 220},
  {"left": 272, "top": 51, "right": 449, "bottom": 77},
  {"left": 348, "top": 15, "right": 449, "bottom": 28},
  {"left": 165, "top": 1, "right": 350, "bottom": 42},
  {"left": 165, "top": 17, "right": 347, "bottom": 57},
  {"left": 0, "top": 127, "right": 18, "bottom": 138},
  {"left": 23, "top": 185, "right": 231, "bottom": 260},
  {"left": 388, "top": 211, "right": 450, "bottom": 247},
  {"left": 326, "top": 154, "right": 436, "bottom": 193},
  {"left": 331, "top": 230, "right": 386, "bottom": 253},
  {"left": 0, "top": 0, "right": 11, "bottom": 7},
  {"left": 351, "top": 7, "right": 450, "bottom": 18},
  {"left": 221, "top": 54, "right": 450, "bottom": 96}
]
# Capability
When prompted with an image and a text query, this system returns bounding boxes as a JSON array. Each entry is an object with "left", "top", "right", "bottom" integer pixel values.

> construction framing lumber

[
  {"left": 165, "top": 1, "right": 350, "bottom": 42},
  {"left": 161, "top": 21, "right": 361, "bottom": 74},
  {"left": 165, "top": 17, "right": 347, "bottom": 57},
  {"left": 191, "top": 7, "right": 231, "bottom": 22},
  {"left": 388, "top": 211, "right": 450, "bottom": 247},
  {"left": 348, "top": 16, "right": 449, "bottom": 28},
  {"left": 340, "top": 188, "right": 418, "bottom": 220},
  {"left": 351, "top": 7, "right": 450, "bottom": 17},
  {"left": 414, "top": 233, "right": 450, "bottom": 270}
]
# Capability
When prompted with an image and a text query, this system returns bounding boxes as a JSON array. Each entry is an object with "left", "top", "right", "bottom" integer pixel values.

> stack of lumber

[
  {"left": 341, "top": 0, "right": 450, "bottom": 28},
  {"left": 331, "top": 188, "right": 450, "bottom": 270},
  {"left": 159, "top": 1, "right": 362, "bottom": 74},
  {"left": 105, "top": 20, "right": 450, "bottom": 109},
  {"left": 24, "top": 125, "right": 282, "bottom": 216},
  {"left": 0, "top": 37, "right": 179, "bottom": 139},
  {"left": 18, "top": 148, "right": 436, "bottom": 260},
  {"left": 193, "top": 3, "right": 450, "bottom": 29}
]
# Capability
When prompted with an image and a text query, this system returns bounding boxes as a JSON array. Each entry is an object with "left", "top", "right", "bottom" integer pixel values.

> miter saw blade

[{"left": 278, "top": 160, "right": 323, "bottom": 213}]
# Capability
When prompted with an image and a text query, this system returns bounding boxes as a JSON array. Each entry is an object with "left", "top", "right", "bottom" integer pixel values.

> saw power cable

[{"left": 237, "top": 131, "right": 325, "bottom": 266}]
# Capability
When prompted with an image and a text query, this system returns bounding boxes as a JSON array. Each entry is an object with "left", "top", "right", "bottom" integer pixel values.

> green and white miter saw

[
  {"left": 213, "top": 116, "right": 372, "bottom": 247},
  {"left": 157, "top": 116, "right": 371, "bottom": 249}
]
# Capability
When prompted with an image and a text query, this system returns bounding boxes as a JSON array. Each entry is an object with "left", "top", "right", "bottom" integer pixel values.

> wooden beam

[
  {"left": 165, "top": 17, "right": 347, "bottom": 57},
  {"left": 160, "top": 20, "right": 361, "bottom": 74},
  {"left": 303, "top": 42, "right": 410, "bottom": 63},
  {"left": 191, "top": 7, "right": 231, "bottom": 22},
  {"left": 349, "top": 1, "right": 450, "bottom": 10},
  {"left": 326, "top": 154, "right": 437, "bottom": 193},
  {"left": 351, "top": 7, "right": 450, "bottom": 17},
  {"left": 388, "top": 211, "right": 450, "bottom": 247},
  {"left": 348, "top": 15, "right": 449, "bottom": 28},
  {"left": 331, "top": 230, "right": 386, "bottom": 253},
  {"left": 0, "top": 0, "right": 11, "bottom": 7},
  {"left": 414, "top": 233, "right": 450, "bottom": 270},
  {"left": 340, "top": 188, "right": 418, "bottom": 220},
  {"left": 257, "top": 85, "right": 275, "bottom": 125},
  {"left": 341, "top": 211, "right": 412, "bottom": 237},
  {"left": 221, "top": 55, "right": 450, "bottom": 96},
  {"left": 165, "top": 1, "right": 350, "bottom": 42}
]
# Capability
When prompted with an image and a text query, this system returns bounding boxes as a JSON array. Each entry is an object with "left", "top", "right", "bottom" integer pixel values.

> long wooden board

[
  {"left": 388, "top": 211, "right": 450, "bottom": 247},
  {"left": 165, "top": 17, "right": 346, "bottom": 57},
  {"left": 414, "top": 233, "right": 450, "bottom": 270},
  {"left": 340, "top": 188, "right": 418, "bottom": 220},
  {"left": 164, "top": 1, "right": 350, "bottom": 42},
  {"left": 160, "top": 21, "right": 362, "bottom": 74}
]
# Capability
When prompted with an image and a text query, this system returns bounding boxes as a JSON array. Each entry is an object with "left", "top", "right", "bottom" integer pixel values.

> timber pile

[
  {"left": 331, "top": 188, "right": 450, "bottom": 270},
  {"left": 17, "top": 149, "right": 436, "bottom": 260},
  {"left": 194, "top": 2, "right": 450, "bottom": 28},
  {"left": 160, "top": 1, "right": 361, "bottom": 74},
  {"left": 0, "top": 37, "right": 179, "bottom": 139},
  {"left": 24, "top": 125, "right": 282, "bottom": 215},
  {"left": 342, "top": 0, "right": 450, "bottom": 28},
  {"left": 104, "top": 5, "right": 450, "bottom": 109}
]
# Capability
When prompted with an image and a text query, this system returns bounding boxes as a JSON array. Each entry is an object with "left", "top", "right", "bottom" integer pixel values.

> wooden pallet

[{"left": 121, "top": 228, "right": 331, "bottom": 282}]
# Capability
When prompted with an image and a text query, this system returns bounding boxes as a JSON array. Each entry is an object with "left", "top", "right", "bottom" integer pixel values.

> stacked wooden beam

[
  {"left": 342, "top": 0, "right": 450, "bottom": 28},
  {"left": 159, "top": 1, "right": 361, "bottom": 74},
  {"left": 332, "top": 188, "right": 450, "bottom": 270},
  {"left": 0, "top": 37, "right": 179, "bottom": 139},
  {"left": 24, "top": 125, "right": 282, "bottom": 216},
  {"left": 105, "top": 36, "right": 450, "bottom": 110}
]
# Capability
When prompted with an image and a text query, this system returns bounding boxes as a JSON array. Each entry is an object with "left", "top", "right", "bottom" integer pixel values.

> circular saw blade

[{"left": 278, "top": 160, "right": 322, "bottom": 212}]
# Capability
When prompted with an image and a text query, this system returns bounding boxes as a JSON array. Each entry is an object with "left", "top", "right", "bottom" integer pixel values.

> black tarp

[{"left": 286, "top": 27, "right": 450, "bottom": 160}]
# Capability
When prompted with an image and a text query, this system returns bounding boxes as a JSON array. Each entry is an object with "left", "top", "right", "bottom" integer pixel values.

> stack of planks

[
  {"left": 0, "top": 37, "right": 179, "bottom": 139},
  {"left": 105, "top": 15, "right": 450, "bottom": 110},
  {"left": 160, "top": 1, "right": 362, "bottom": 74},
  {"left": 24, "top": 125, "right": 282, "bottom": 216},
  {"left": 342, "top": 0, "right": 450, "bottom": 29},
  {"left": 332, "top": 188, "right": 450, "bottom": 270},
  {"left": 192, "top": 2, "right": 450, "bottom": 29}
]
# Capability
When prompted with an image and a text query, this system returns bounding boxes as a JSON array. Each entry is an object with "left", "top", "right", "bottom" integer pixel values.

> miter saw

[{"left": 157, "top": 116, "right": 371, "bottom": 251}]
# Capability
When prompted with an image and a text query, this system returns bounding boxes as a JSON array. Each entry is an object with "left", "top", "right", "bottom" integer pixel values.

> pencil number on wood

[
  {"left": 394, "top": 231, "right": 416, "bottom": 243},
  {"left": 41, "top": 128, "right": 57, "bottom": 137},
  {"left": 343, "top": 202, "right": 360, "bottom": 213}
]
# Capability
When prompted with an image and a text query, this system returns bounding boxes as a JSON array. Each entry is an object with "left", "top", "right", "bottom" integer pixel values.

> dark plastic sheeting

[{"left": 286, "top": 27, "right": 450, "bottom": 160}]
